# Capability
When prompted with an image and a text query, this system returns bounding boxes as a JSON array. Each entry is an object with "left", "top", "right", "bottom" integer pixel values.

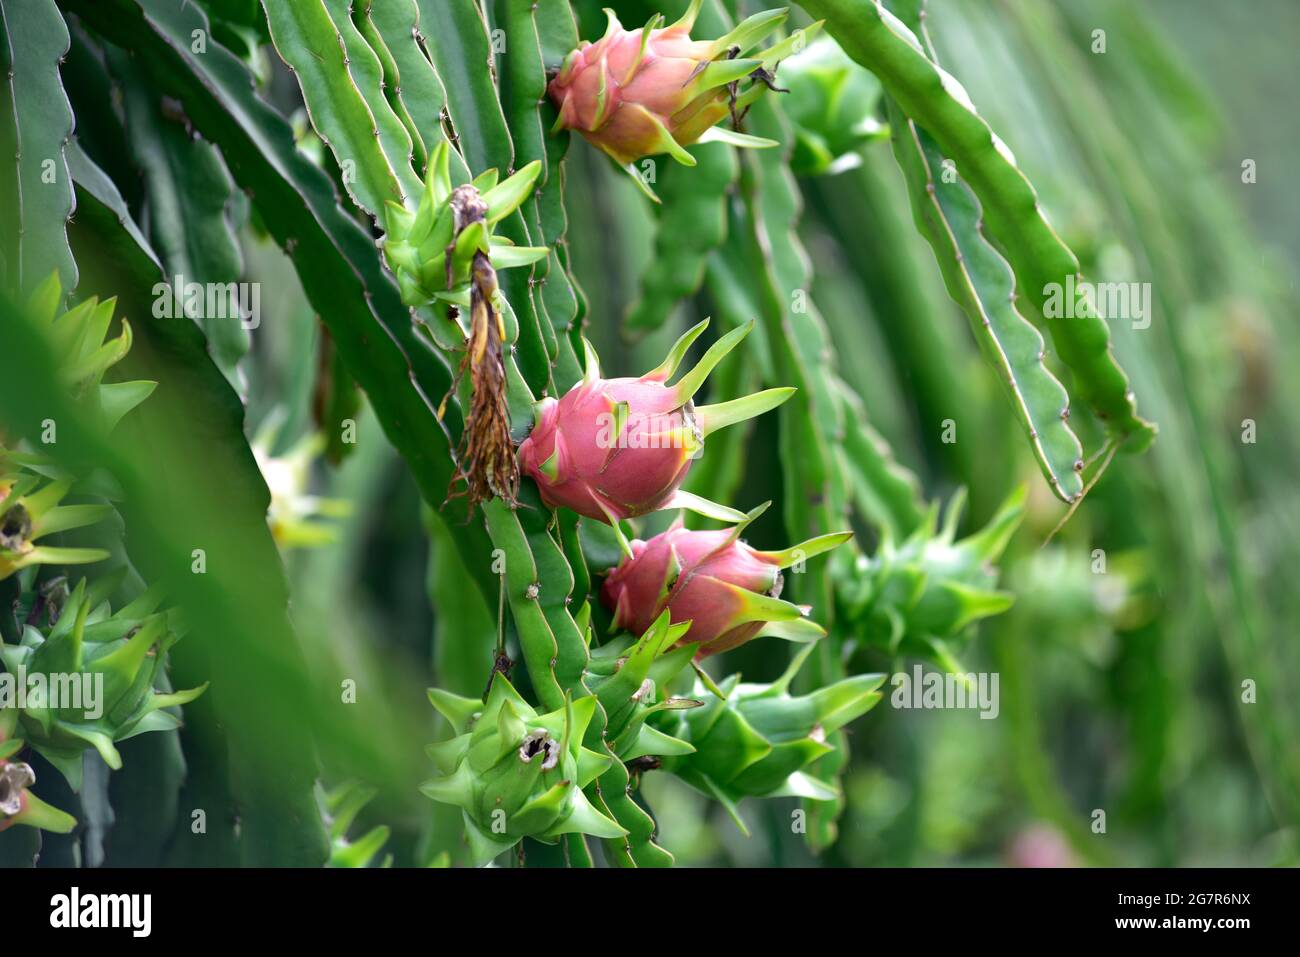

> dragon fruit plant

[{"left": 0, "top": 0, "right": 1196, "bottom": 873}]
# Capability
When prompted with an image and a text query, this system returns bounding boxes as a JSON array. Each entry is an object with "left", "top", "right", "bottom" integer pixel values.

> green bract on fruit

[
  {"left": 421, "top": 675, "right": 625, "bottom": 867},
  {"left": 658, "top": 646, "right": 884, "bottom": 833},
  {"left": 1, "top": 277, "right": 156, "bottom": 581},
  {"left": 22, "top": 273, "right": 157, "bottom": 435},
  {"left": 601, "top": 503, "right": 852, "bottom": 658},
  {"left": 549, "top": 1, "right": 822, "bottom": 171},
  {"left": 0, "top": 578, "right": 207, "bottom": 790},
  {"left": 585, "top": 610, "right": 701, "bottom": 760},
  {"left": 0, "top": 476, "right": 112, "bottom": 581},
  {"left": 840, "top": 488, "right": 1025, "bottom": 667},
  {"left": 518, "top": 319, "right": 792, "bottom": 530}
]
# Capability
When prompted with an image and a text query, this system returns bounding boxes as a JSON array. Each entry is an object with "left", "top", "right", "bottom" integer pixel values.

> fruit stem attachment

[{"left": 443, "top": 186, "right": 520, "bottom": 512}]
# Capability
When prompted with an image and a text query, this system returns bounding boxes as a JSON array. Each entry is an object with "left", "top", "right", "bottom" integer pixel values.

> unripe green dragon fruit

[
  {"left": 657, "top": 645, "right": 884, "bottom": 833},
  {"left": 0, "top": 577, "right": 207, "bottom": 789},
  {"left": 24, "top": 273, "right": 157, "bottom": 434},
  {"left": 585, "top": 610, "right": 701, "bottom": 759},
  {"left": 0, "top": 476, "right": 112, "bottom": 581},
  {"left": 1, "top": 277, "right": 156, "bottom": 580},
  {"left": 0, "top": 722, "right": 75, "bottom": 834},
  {"left": 421, "top": 674, "right": 625, "bottom": 866},
  {"left": 601, "top": 502, "right": 852, "bottom": 657},
  {"left": 318, "top": 781, "right": 392, "bottom": 868},
  {"left": 518, "top": 319, "right": 792, "bottom": 531},
  {"left": 380, "top": 141, "right": 547, "bottom": 312},
  {"left": 550, "top": 0, "right": 823, "bottom": 174},
  {"left": 778, "top": 35, "right": 888, "bottom": 176},
  {"left": 841, "top": 487, "right": 1025, "bottom": 667}
]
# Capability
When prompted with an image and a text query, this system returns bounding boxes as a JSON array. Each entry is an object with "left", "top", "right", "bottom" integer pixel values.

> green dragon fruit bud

[
  {"left": 421, "top": 674, "right": 626, "bottom": 866},
  {"left": 1, "top": 279, "right": 156, "bottom": 580},
  {"left": 549, "top": 1, "right": 822, "bottom": 178},
  {"left": 842, "top": 487, "right": 1025, "bottom": 668},
  {"left": 0, "top": 578, "right": 207, "bottom": 789},
  {"left": 380, "top": 141, "right": 548, "bottom": 312},
  {"left": 518, "top": 319, "right": 793, "bottom": 536},
  {"left": 658, "top": 645, "right": 884, "bottom": 833},
  {"left": 778, "top": 35, "right": 888, "bottom": 176},
  {"left": 319, "top": 781, "right": 392, "bottom": 868},
  {"left": 24, "top": 273, "right": 157, "bottom": 434},
  {"left": 0, "top": 476, "right": 113, "bottom": 581},
  {"left": 585, "top": 610, "right": 701, "bottom": 760},
  {"left": 601, "top": 502, "right": 852, "bottom": 657}
]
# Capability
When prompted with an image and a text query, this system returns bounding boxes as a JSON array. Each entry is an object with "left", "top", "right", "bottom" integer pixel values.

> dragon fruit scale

[
  {"left": 548, "top": 1, "right": 824, "bottom": 169},
  {"left": 0, "top": 720, "right": 75, "bottom": 834},
  {"left": 601, "top": 503, "right": 853, "bottom": 658},
  {"left": 517, "top": 319, "right": 793, "bottom": 528}
]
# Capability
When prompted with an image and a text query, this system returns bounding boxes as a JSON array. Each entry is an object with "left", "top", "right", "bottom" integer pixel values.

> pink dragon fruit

[
  {"left": 518, "top": 319, "right": 792, "bottom": 528},
  {"left": 549, "top": 1, "right": 822, "bottom": 169},
  {"left": 601, "top": 504, "right": 852, "bottom": 658}
]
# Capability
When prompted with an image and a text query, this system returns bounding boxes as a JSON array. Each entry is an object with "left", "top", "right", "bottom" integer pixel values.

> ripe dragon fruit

[
  {"left": 601, "top": 503, "right": 852, "bottom": 658},
  {"left": 517, "top": 319, "right": 793, "bottom": 529},
  {"left": 549, "top": 0, "right": 823, "bottom": 171}
]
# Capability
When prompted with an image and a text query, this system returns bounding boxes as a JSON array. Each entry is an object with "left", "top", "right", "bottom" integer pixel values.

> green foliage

[
  {"left": 0, "top": 0, "right": 79, "bottom": 295},
  {"left": 1, "top": 578, "right": 206, "bottom": 788},
  {"left": 802, "top": 0, "right": 1154, "bottom": 449}
]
